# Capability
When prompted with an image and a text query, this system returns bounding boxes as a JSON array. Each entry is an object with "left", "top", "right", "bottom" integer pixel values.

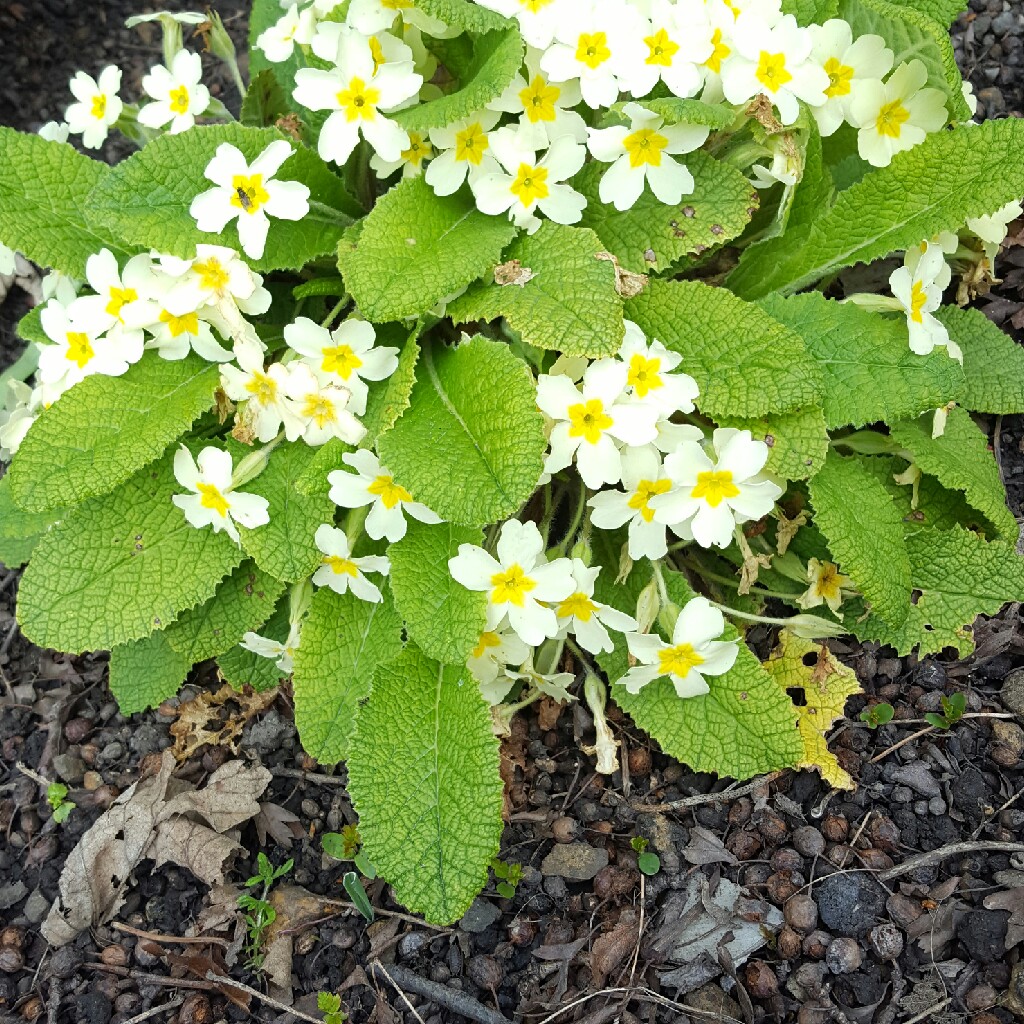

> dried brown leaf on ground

[
  {"left": 255, "top": 801, "right": 304, "bottom": 848},
  {"left": 169, "top": 682, "right": 277, "bottom": 761},
  {"left": 683, "top": 825, "right": 738, "bottom": 867},
  {"left": 983, "top": 887, "right": 1024, "bottom": 948},
  {"left": 590, "top": 909, "right": 640, "bottom": 988},
  {"left": 263, "top": 884, "right": 331, "bottom": 1002},
  {"left": 41, "top": 751, "right": 271, "bottom": 945}
]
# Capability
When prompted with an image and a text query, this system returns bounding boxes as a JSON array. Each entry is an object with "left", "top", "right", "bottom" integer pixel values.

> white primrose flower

[
  {"left": 311, "top": 523, "right": 389, "bottom": 602},
  {"left": 72, "top": 248, "right": 155, "bottom": 339},
  {"left": 284, "top": 316, "right": 399, "bottom": 415},
  {"left": 240, "top": 621, "right": 301, "bottom": 674},
  {"left": 190, "top": 141, "right": 311, "bottom": 261},
  {"left": 555, "top": 558, "right": 637, "bottom": 655},
  {"left": 798, "top": 557, "right": 851, "bottom": 615},
  {"left": 257, "top": 2, "right": 318, "bottom": 62},
  {"left": 370, "top": 130, "right": 434, "bottom": 178},
  {"left": 172, "top": 444, "right": 271, "bottom": 544},
  {"left": 41, "top": 271, "right": 81, "bottom": 306},
  {"left": 540, "top": 0, "right": 648, "bottom": 109},
  {"left": 536, "top": 358, "right": 659, "bottom": 489},
  {"left": 148, "top": 306, "right": 233, "bottom": 363},
  {"left": 589, "top": 444, "right": 675, "bottom": 560},
  {"left": 651, "top": 427, "right": 783, "bottom": 549},
  {"left": 889, "top": 241, "right": 955, "bottom": 357},
  {"left": 138, "top": 50, "right": 211, "bottom": 134},
  {"left": 487, "top": 51, "right": 587, "bottom": 144},
  {"left": 749, "top": 137, "right": 802, "bottom": 189},
  {"left": 65, "top": 65, "right": 123, "bottom": 150},
  {"left": 0, "top": 381, "right": 43, "bottom": 461},
  {"left": 967, "top": 200, "right": 1022, "bottom": 261},
  {"left": 281, "top": 363, "right": 367, "bottom": 446},
  {"left": 622, "top": 596, "right": 738, "bottom": 698},
  {"left": 849, "top": 60, "right": 947, "bottom": 168},
  {"left": 808, "top": 20, "right": 893, "bottom": 137},
  {"left": 624, "top": 0, "right": 714, "bottom": 99},
  {"left": 424, "top": 111, "right": 503, "bottom": 197},
  {"left": 327, "top": 449, "right": 441, "bottom": 542},
  {"left": 617, "top": 320, "right": 699, "bottom": 414},
  {"left": 346, "top": 0, "right": 449, "bottom": 37},
  {"left": 588, "top": 103, "right": 710, "bottom": 212},
  {"left": 720, "top": 14, "right": 829, "bottom": 126},
  {"left": 220, "top": 345, "right": 301, "bottom": 442},
  {"left": 38, "top": 121, "right": 71, "bottom": 144},
  {"left": 37, "top": 299, "right": 142, "bottom": 391},
  {"left": 473, "top": 123, "right": 587, "bottom": 233},
  {"left": 708, "top": 0, "right": 784, "bottom": 26},
  {"left": 467, "top": 624, "right": 531, "bottom": 686},
  {"left": 448, "top": 519, "right": 575, "bottom": 646},
  {"left": 158, "top": 245, "right": 272, "bottom": 318},
  {"left": 292, "top": 28, "right": 422, "bottom": 166},
  {"left": 474, "top": 0, "right": 568, "bottom": 48}
]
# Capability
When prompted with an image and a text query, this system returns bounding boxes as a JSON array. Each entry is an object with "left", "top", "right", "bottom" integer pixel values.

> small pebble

[
  {"left": 825, "top": 936, "right": 863, "bottom": 974},
  {"left": 868, "top": 923, "right": 903, "bottom": 961},
  {"left": 792, "top": 826, "right": 825, "bottom": 858}
]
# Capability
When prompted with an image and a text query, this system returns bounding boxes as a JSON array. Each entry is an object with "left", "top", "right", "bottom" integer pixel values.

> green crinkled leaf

[
  {"left": 728, "top": 120, "right": 1024, "bottom": 299},
  {"left": 759, "top": 292, "right": 965, "bottom": 429},
  {"left": 338, "top": 176, "right": 516, "bottom": 322},
  {"left": 109, "top": 630, "right": 192, "bottom": 715},
  {"left": 0, "top": 127, "right": 134, "bottom": 277},
  {"left": 577, "top": 152, "right": 758, "bottom": 274},
  {"left": 394, "top": 29, "right": 523, "bottom": 131},
  {"left": 632, "top": 98, "right": 736, "bottom": 129},
  {"left": 0, "top": 476, "right": 61, "bottom": 569},
  {"left": 889, "top": 407, "right": 1017, "bottom": 541},
  {"left": 782, "top": 0, "right": 841, "bottom": 23},
  {"left": 852, "top": 526, "right": 1024, "bottom": 655},
  {"left": 719, "top": 406, "right": 830, "bottom": 481},
  {"left": 164, "top": 560, "right": 285, "bottom": 663},
  {"left": 238, "top": 443, "right": 336, "bottom": 584},
  {"left": 294, "top": 438, "right": 353, "bottom": 497},
  {"left": 377, "top": 336, "right": 546, "bottom": 527},
  {"left": 361, "top": 325, "right": 421, "bottom": 444},
  {"left": 216, "top": 599, "right": 289, "bottom": 692},
  {"left": 447, "top": 222, "right": 624, "bottom": 358},
  {"left": 17, "top": 455, "right": 243, "bottom": 652},
  {"left": 292, "top": 586, "right": 403, "bottom": 763},
  {"left": 348, "top": 645, "right": 503, "bottom": 924},
  {"left": 940, "top": 306, "right": 1024, "bottom": 414},
  {"left": 16, "top": 307, "right": 46, "bottom": 346},
  {"left": 412, "top": 0, "right": 509, "bottom": 31},
  {"left": 240, "top": 69, "right": 291, "bottom": 127},
  {"left": 9, "top": 353, "right": 220, "bottom": 514},
  {"left": 389, "top": 520, "right": 487, "bottom": 665},
  {"left": 889, "top": 0, "right": 966, "bottom": 24},
  {"left": 808, "top": 451, "right": 911, "bottom": 626},
  {"left": 624, "top": 279, "right": 823, "bottom": 418},
  {"left": 88, "top": 124, "right": 359, "bottom": 273}
]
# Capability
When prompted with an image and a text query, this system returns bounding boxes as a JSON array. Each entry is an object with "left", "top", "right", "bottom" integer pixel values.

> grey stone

[
  {"left": 1001, "top": 668, "right": 1024, "bottom": 719},
  {"left": 993, "top": 10, "right": 1019, "bottom": 34},
  {"left": 929, "top": 797, "right": 948, "bottom": 815},
  {"left": 816, "top": 871, "right": 887, "bottom": 937},
  {"left": 22, "top": 888, "right": 49, "bottom": 924},
  {"left": 458, "top": 897, "right": 501, "bottom": 934},
  {"left": 891, "top": 762, "right": 942, "bottom": 798},
  {"left": 243, "top": 708, "right": 291, "bottom": 756},
  {"left": 0, "top": 881, "right": 27, "bottom": 911},
  {"left": 52, "top": 752, "right": 86, "bottom": 785},
  {"left": 540, "top": 842, "right": 609, "bottom": 880},
  {"left": 98, "top": 741, "right": 124, "bottom": 766}
]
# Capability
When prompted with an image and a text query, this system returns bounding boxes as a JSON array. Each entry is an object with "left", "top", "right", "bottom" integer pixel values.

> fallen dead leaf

[
  {"left": 683, "top": 825, "right": 738, "bottom": 867},
  {"left": 590, "top": 909, "right": 640, "bottom": 988},
  {"left": 256, "top": 801, "right": 303, "bottom": 848},
  {"left": 984, "top": 887, "right": 1024, "bottom": 948},
  {"left": 169, "top": 682, "right": 277, "bottom": 761},
  {"left": 493, "top": 258, "right": 535, "bottom": 286}
]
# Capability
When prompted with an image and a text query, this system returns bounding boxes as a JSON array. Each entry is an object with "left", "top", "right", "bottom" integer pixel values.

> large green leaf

[
  {"left": 889, "top": 0, "right": 966, "bottom": 24},
  {"left": 338, "top": 175, "right": 517, "bottom": 322},
  {"left": 759, "top": 292, "right": 964, "bottom": 428},
  {"left": 361, "top": 325, "right": 421, "bottom": 445},
  {"left": 389, "top": 520, "right": 487, "bottom": 664},
  {"left": 9, "top": 354, "right": 219, "bottom": 514},
  {"left": 447, "top": 222, "right": 625, "bottom": 358},
  {"left": 348, "top": 645, "right": 503, "bottom": 924},
  {"left": 624, "top": 279, "right": 823, "bottom": 418},
  {"left": 109, "top": 630, "right": 192, "bottom": 715},
  {"left": 0, "top": 476, "right": 62, "bottom": 569},
  {"left": 728, "top": 120, "right": 1024, "bottom": 298},
  {"left": 782, "top": 0, "right": 840, "bottom": 22},
  {"left": 292, "top": 586, "right": 404, "bottom": 763},
  {"left": 88, "top": 124, "right": 359, "bottom": 272},
  {"left": 17, "top": 455, "right": 243, "bottom": 652},
  {"left": 411, "top": 0, "right": 509, "bottom": 31},
  {"left": 377, "top": 336, "right": 546, "bottom": 526},
  {"left": 0, "top": 127, "right": 133, "bottom": 277},
  {"left": 808, "top": 452, "right": 911, "bottom": 626},
  {"left": 940, "top": 306, "right": 1024, "bottom": 414}
]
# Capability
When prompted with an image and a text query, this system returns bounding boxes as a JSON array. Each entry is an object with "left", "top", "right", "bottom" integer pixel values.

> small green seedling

[
  {"left": 631, "top": 836, "right": 660, "bottom": 876},
  {"left": 342, "top": 871, "right": 375, "bottom": 922},
  {"left": 46, "top": 782, "right": 75, "bottom": 824},
  {"left": 859, "top": 702, "right": 895, "bottom": 729},
  {"left": 238, "top": 853, "right": 293, "bottom": 970},
  {"left": 318, "top": 992, "right": 347, "bottom": 1024},
  {"left": 926, "top": 692, "right": 967, "bottom": 730},
  {"left": 322, "top": 823, "right": 361, "bottom": 861},
  {"left": 491, "top": 857, "right": 524, "bottom": 899}
]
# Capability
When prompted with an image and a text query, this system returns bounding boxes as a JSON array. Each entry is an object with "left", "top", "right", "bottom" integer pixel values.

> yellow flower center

[
  {"left": 321, "top": 344, "right": 363, "bottom": 378},
  {"left": 159, "top": 309, "right": 200, "bottom": 338},
  {"left": 193, "top": 256, "right": 231, "bottom": 293},
  {"left": 472, "top": 631, "right": 502, "bottom": 659},
  {"left": 302, "top": 393, "right": 338, "bottom": 427},
  {"left": 245, "top": 370, "right": 278, "bottom": 405},
  {"left": 723, "top": 0, "right": 740, "bottom": 17},
  {"left": 691, "top": 469, "right": 740, "bottom": 508},
  {"left": 576, "top": 31, "right": 611, "bottom": 70},
  {"left": 368, "top": 473, "right": 412, "bottom": 509},
  {"left": 567, "top": 399, "right": 613, "bottom": 444},
  {"left": 90, "top": 94, "right": 107, "bottom": 119},
  {"left": 755, "top": 51, "right": 792, "bottom": 92},
  {"left": 197, "top": 481, "right": 230, "bottom": 516},
  {"left": 627, "top": 353, "right": 663, "bottom": 396},
  {"left": 519, "top": 76, "right": 559, "bottom": 123},
  {"left": 169, "top": 84, "right": 190, "bottom": 114},
  {"left": 704, "top": 29, "right": 731, "bottom": 73},
  {"left": 623, "top": 128, "right": 668, "bottom": 168},
  {"left": 382, "top": 0, "right": 411, "bottom": 7},
  {"left": 517, "top": 0, "right": 552, "bottom": 10},
  {"left": 455, "top": 122, "right": 489, "bottom": 165},
  {"left": 645, "top": 27, "right": 679, "bottom": 67},
  {"left": 401, "top": 132, "right": 432, "bottom": 167},
  {"left": 876, "top": 99, "right": 910, "bottom": 138},
  {"left": 337, "top": 77, "right": 380, "bottom": 121},
  {"left": 628, "top": 478, "right": 671, "bottom": 523},
  {"left": 909, "top": 280, "right": 928, "bottom": 324},
  {"left": 230, "top": 173, "right": 270, "bottom": 215},
  {"left": 510, "top": 163, "right": 549, "bottom": 206},
  {"left": 65, "top": 331, "right": 94, "bottom": 369},
  {"left": 558, "top": 592, "right": 598, "bottom": 621},
  {"left": 490, "top": 564, "right": 537, "bottom": 607},
  {"left": 815, "top": 562, "right": 843, "bottom": 602},
  {"left": 823, "top": 57, "right": 854, "bottom": 98},
  {"left": 324, "top": 554, "right": 359, "bottom": 576},
  {"left": 658, "top": 642, "right": 705, "bottom": 679},
  {"left": 105, "top": 285, "right": 137, "bottom": 320}
]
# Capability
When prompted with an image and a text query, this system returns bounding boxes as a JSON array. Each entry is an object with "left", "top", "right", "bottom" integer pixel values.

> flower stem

[{"left": 320, "top": 296, "right": 349, "bottom": 329}]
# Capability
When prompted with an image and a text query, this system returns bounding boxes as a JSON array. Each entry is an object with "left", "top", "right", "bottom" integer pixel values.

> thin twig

[
  {"left": 205, "top": 973, "right": 325, "bottom": 1024},
  {"left": 271, "top": 766, "right": 349, "bottom": 787},
  {"left": 878, "top": 841, "right": 1024, "bottom": 883},
  {"left": 371, "top": 962, "right": 429, "bottom": 1024},
  {"left": 113, "top": 922, "right": 228, "bottom": 947},
  {"left": 14, "top": 760, "right": 51, "bottom": 788},
  {"left": 627, "top": 874, "right": 645, "bottom": 989},
  {"left": 370, "top": 961, "right": 511, "bottom": 1024},
  {"left": 122, "top": 998, "right": 185, "bottom": 1024},
  {"left": 868, "top": 724, "right": 934, "bottom": 764},
  {"left": 84, "top": 964, "right": 218, "bottom": 993},
  {"left": 632, "top": 771, "right": 782, "bottom": 812},
  {"left": 972, "top": 784, "right": 1024, "bottom": 840}
]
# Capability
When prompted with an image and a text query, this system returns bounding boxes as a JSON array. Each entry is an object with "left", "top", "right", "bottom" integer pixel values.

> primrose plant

[{"left": 1, "top": 0, "right": 1024, "bottom": 926}]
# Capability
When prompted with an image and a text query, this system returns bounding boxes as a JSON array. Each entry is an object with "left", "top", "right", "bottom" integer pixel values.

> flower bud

[
  {"left": 786, "top": 614, "right": 846, "bottom": 640},
  {"left": 657, "top": 601, "right": 680, "bottom": 636},
  {"left": 570, "top": 535, "right": 592, "bottom": 566},
  {"left": 205, "top": 12, "right": 237, "bottom": 67},
  {"left": 289, "top": 579, "right": 314, "bottom": 624},
  {"left": 635, "top": 576, "right": 660, "bottom": 634}
]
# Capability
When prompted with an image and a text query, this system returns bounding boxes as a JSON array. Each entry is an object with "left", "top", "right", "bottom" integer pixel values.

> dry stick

[
  {"left": 204, "top": 973, "right": 325, "bottom": 1024},
  {"left": 113, "top": 921, "right": 228, "bottom": 947},
  {"left": 271, "top": 767, "right": 349, "bottom": 787},
  {"left": 867, "top": 724, "right": 934, "bottom": 764},
  {"left": 632, "top": 771, "right": 783, "bottom": 812},
  {"left": 531, "top": 986, "right": 745, "bottom": 1024},
  {"left": 369, "top": 961, "right": 512, "bottom": 1024},
  {"left": 972, "top": 783, "right": 1024, "bottom": 840},
  {"left": 626, "top": 873, "right": 645, "bottom": 990},
  {"left": 371, "top": 962, "right": 429, "bottom": 1024},
  {"left": 84, "top": 963, "right": 218, "bottom": 993},
  {"left": 122, "top": 998, "right": 185, "bottom": 1024},
  {"left": 878, "top": 841, "right": 1024, "bottom": 883}
]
